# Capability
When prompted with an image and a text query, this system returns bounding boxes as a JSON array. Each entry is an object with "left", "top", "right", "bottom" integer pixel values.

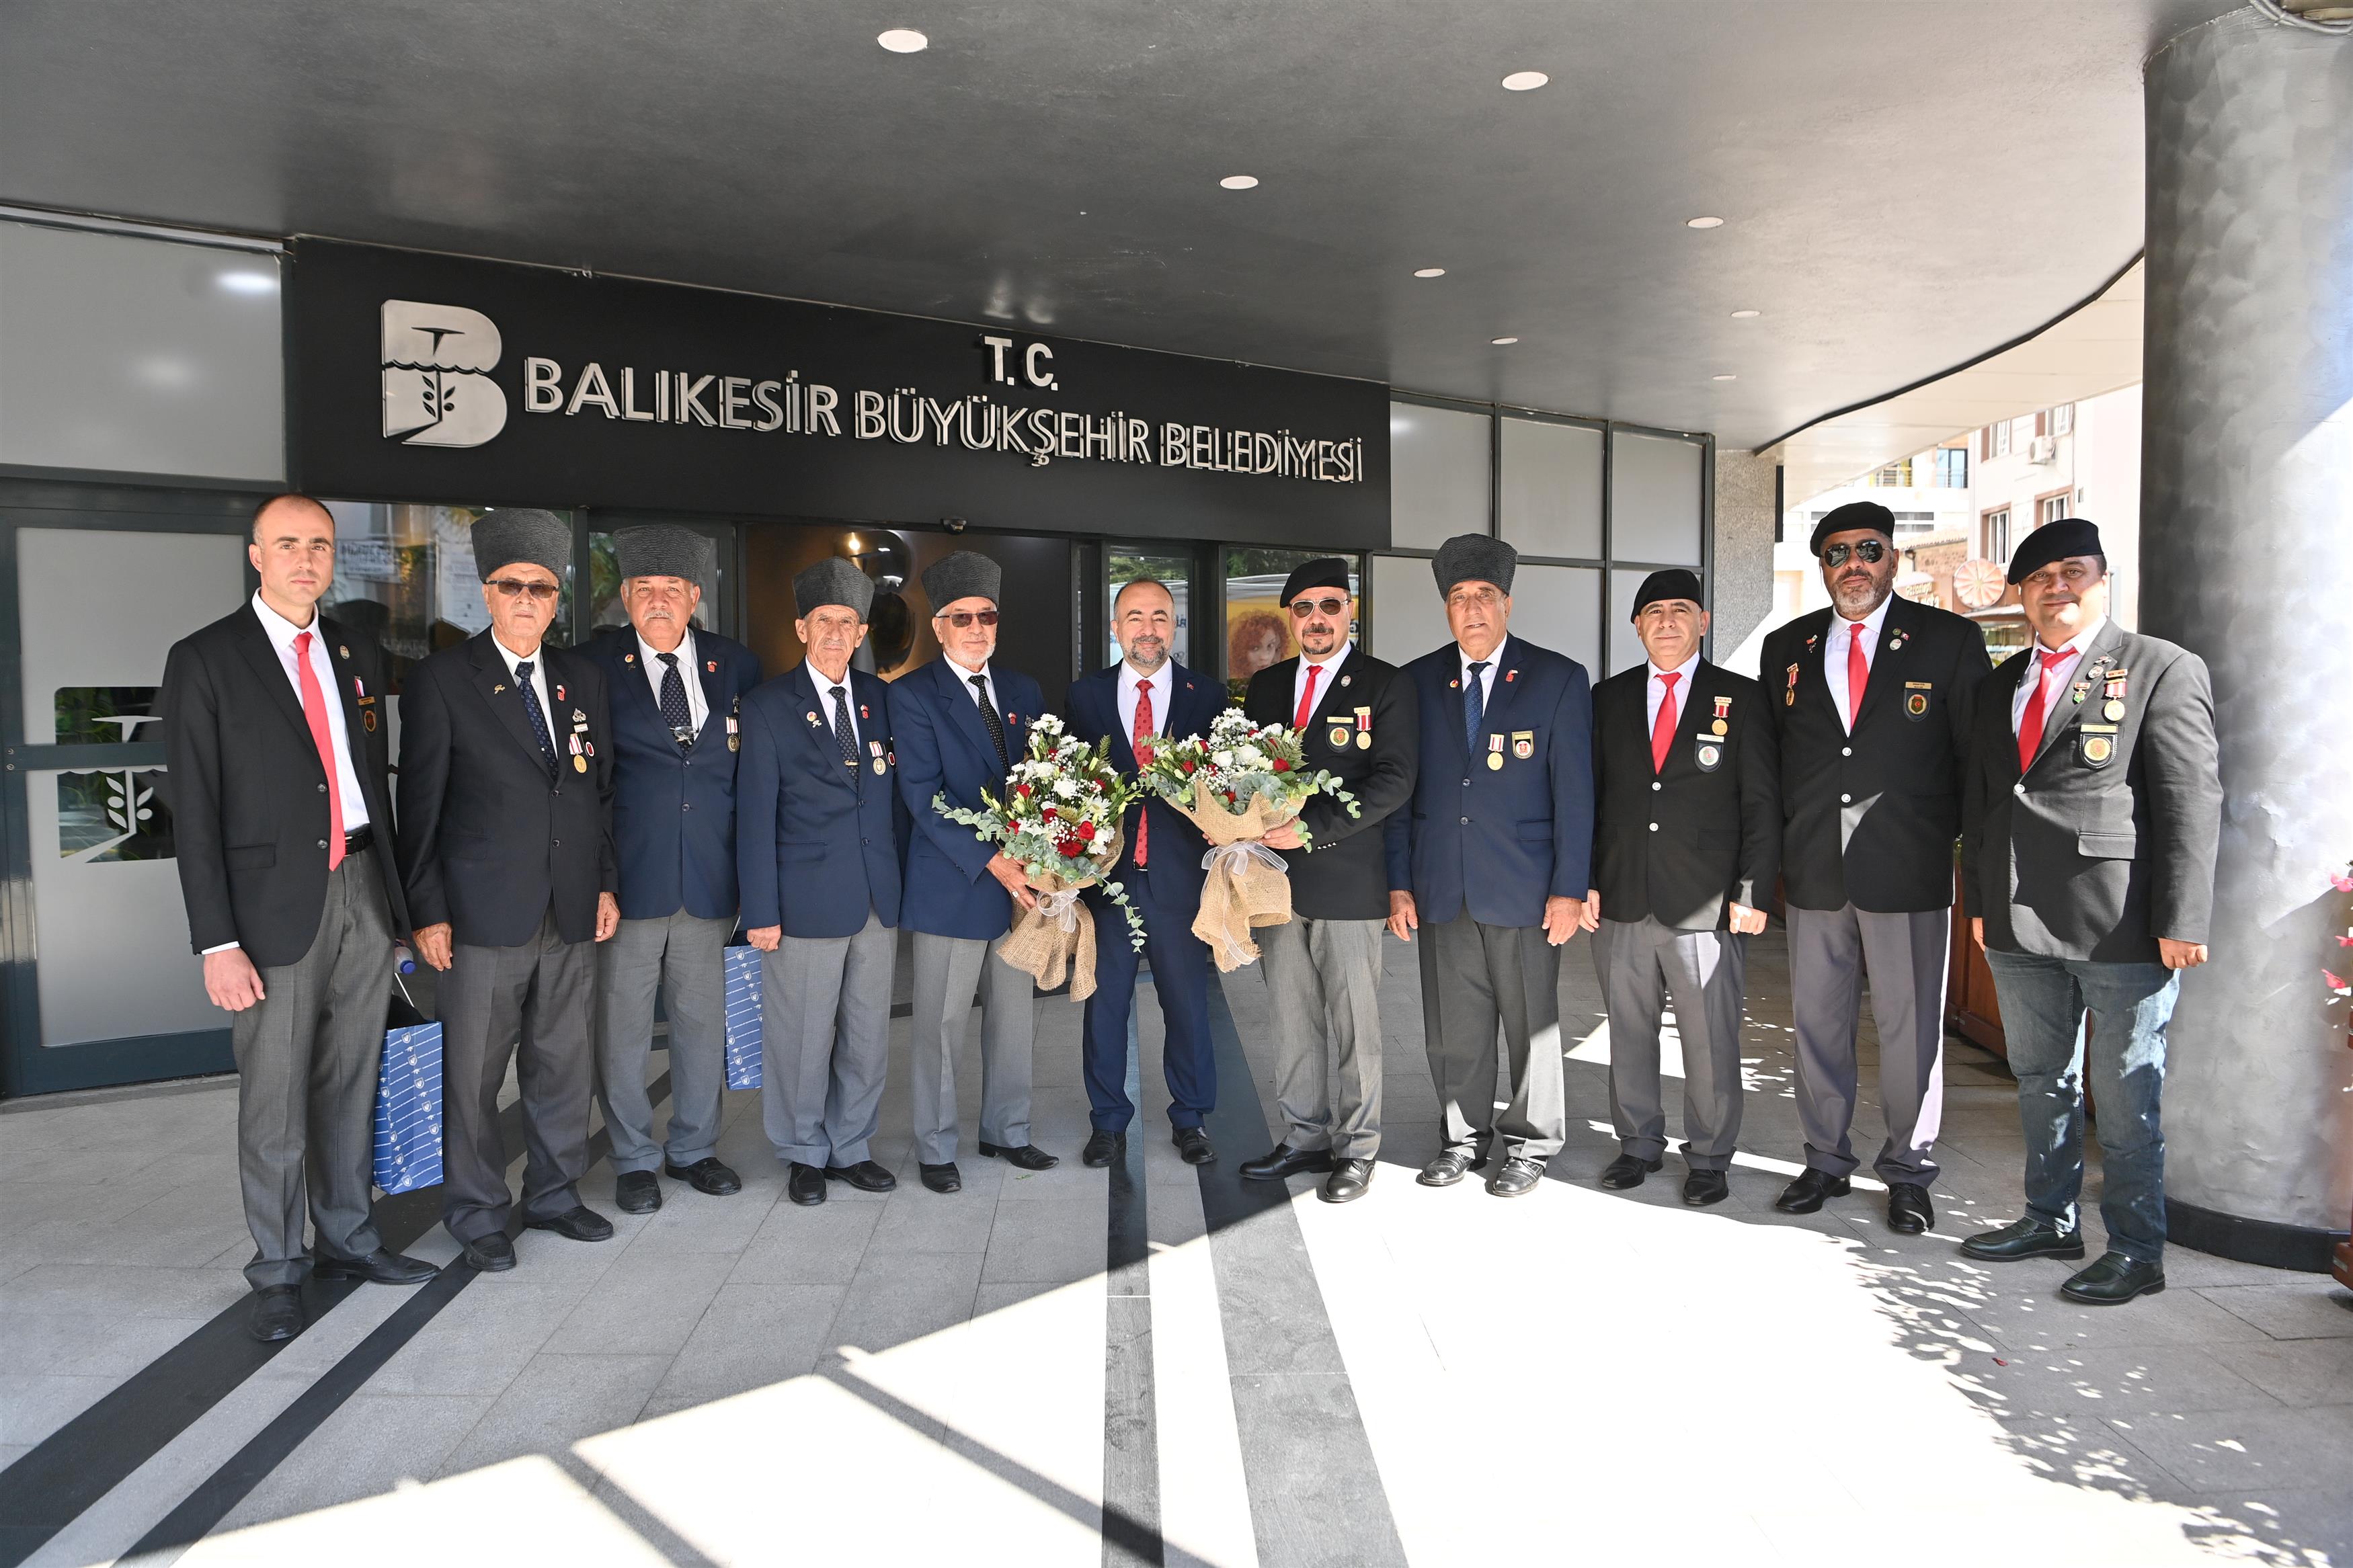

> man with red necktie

[{"left": 163, "top": 495, "right": 438, "bottom": 1343}]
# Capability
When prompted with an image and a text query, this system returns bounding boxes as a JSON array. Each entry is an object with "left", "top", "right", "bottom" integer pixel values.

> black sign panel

[{"left": 286, "top": 240, "right": 1389, "bottom": 550}]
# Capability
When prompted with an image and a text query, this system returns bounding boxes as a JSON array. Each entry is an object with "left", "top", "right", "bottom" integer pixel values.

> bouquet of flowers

[
  {"left": 1136, "top": 706, "right": 1360, "bottom": 971},
  {"left": 935, "top": 713, "right": 1144, "bottom": 1000}
]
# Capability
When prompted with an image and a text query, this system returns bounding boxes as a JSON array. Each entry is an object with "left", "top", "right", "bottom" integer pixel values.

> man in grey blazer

[{"left": 1960, "top": 520, "right": 2221, "bottom": 1305}]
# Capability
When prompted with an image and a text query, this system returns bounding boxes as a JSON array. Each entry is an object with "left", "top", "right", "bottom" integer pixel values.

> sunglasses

[
  {"left": 486, "top": 578, "right": 561, "bottom": 602},
  {"left": 1821, "top": 540, "right": 1887, "bottom": 567},
  {"left": 934, "top": 608, "right": 999, "bottom": 628},
  {"left": 1288, "top": 596, "right": 1349, "bottom": 618}
]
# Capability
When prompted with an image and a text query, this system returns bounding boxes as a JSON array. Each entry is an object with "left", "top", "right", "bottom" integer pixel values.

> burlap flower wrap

[
  {"left": 1170, "top": 783, "right": 1298, "bottom": 972},
  {"left": 995, "top": 833, "right": 1125, "bottom": 1001}
]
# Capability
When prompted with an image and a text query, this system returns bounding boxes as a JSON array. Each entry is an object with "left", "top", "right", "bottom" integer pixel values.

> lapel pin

[
  {"left": 1340, "top": 674, "right": 1352, "bottom": 688},
  {"left": 1505, "top": 669, "right": 1517, "bottom": 682},
  {"left": 625, "top": 653, "right": 635, "bottom": 664},
  {"left": 493, "top": 683, "right": 506, "bottom": 695},
  {"left": 707, "top": 659, "right": 717, "bottom": 673},
  {"left": 337, "top": 644, "right": 349, "bottom": 659}
]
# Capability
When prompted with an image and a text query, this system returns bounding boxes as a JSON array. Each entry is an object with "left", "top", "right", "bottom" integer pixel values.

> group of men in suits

[{"left": 165, "top": 490, "right": 2220, "bottom": 1344}]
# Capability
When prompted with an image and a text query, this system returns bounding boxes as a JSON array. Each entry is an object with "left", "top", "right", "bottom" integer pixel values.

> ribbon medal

[
  {"left": 1355, "top": 706, "right": 1373, "bottom": 749},
  {"left": 2103, "top": 673, "right": 2128, "bottom": 721},
  {"left": 869, "top": 739, "right": 886, "bottom": 776},
  {"left": 727, "top": 714, "right": 742, "bottom": 753},
  {"left": 1487, "top": 733, "right": 1505, "bottom": 771},
  {"left": 1712, "top": 694, "right": 1731, "bottom": 736},
  {"left": 1784, "top": 663, "right": 1800, "bottom": 708}
]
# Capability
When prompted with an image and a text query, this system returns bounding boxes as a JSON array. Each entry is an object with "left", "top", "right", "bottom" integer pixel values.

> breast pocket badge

[
  {"left": 1693, "top": 736, "right": 1724, "bottom": 772},
  {"left": 1511, "top": 731, "right": 1534, "bottom": 760},
  {"left": 2079, "top": 725, "right": 2118, "bottom": 768},
  {"left": 1904, "top": 680, "right": 1932, "bottom": 720}
]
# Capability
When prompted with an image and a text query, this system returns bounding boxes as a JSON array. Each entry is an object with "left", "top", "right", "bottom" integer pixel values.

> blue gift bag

[
  {"left": 373, "top": 1022, "right": 444, "bottom": 1195},
  {"left": 724, "top": 944, "right": 763, "bottom": 1091}
]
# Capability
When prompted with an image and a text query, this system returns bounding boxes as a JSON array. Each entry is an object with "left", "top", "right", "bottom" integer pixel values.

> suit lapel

[
  {"left": 1851, "top": 600, "right": 1913, "bottom": 731},
  {"left": 319, "top": 616, "right": 382, "bottom": 813},
  {"left": 1474, "top": 638, "right": 1529, "bottom": 751},
  {"left": 472, "top": 632, "right": 553, "bottom": 772},
  {"left": 2032, "top": 621, "right": 2124, "bottom": 769},
  {"left": 939, "top": 659, "right": 1006, "bottom": 771},
  {"left": 1795, "top": 616, "right": 1837, "bottom": 725},
  {"left": 798, "top": 663, "right": 859, "bottom": 792},
  {"left": 692, "top": 640, "right": 730, "bottom": 748},
  {"left": 229, "top": 605, "right": 316, "bottom": 748},
  {"left": 610, "top": 636, "right": 665, "bottom": 733}
]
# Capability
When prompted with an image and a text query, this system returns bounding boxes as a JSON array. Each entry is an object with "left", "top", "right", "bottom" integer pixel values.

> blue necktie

[
  {"left": 1463, "top": 660, "right": 1489, "bottom": 754},
  {"left": 830, "top": 684, "right": 859, "bottom": 770},
  {"left": 515, "top": 659, "right": 556, "bottom": 772}
]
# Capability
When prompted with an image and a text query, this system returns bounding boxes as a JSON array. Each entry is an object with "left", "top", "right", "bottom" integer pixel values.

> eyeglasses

[
  {"left": 934, "top": 608, "right": 1000, "bottom": 629},
  {"left": 1821, "top": 540, "right": 1887, "bottom": 567},
  {"left": 486, "top": 578, "right": 561, "bottom": 602},
  {"left": 1288, "top": 597, "right": 1348, "bottom": 619}
]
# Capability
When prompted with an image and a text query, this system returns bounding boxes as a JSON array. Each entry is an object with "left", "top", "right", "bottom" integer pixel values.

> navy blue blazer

[
  {"left": 893, "top": 656, "right": 1049, "bottom": 941},
  {"left": 736, "top": 662, "right": 904, "bottom": 937},
  {"left": 1064, "top": 660, "right": 1222, "bottom": 902},
  {"left": 578, "top": 627, "right": 763, "bottom": 923},
  {"left": 1384, "top": 635, "right": 1596, "bottom": 929}
]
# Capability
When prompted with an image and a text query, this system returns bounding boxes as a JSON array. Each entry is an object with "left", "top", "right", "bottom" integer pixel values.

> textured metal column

[{"left": 2139, "top": 8, "right": 2353, "bottom": 1268}]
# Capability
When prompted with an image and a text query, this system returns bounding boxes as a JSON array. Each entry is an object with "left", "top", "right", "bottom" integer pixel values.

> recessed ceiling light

[
  {"left": 1490, "top": 336, "right": 1519, "bottom": 346},
  {"left": 1413, "top": 267, "right": 1447, "bottom": 278},
  {"left": 1686, "top": 215, "right": 1725, "bottom": 229},
  {"left": 1220, "top": 174, "right": 1259, "bottom": 190},
  {"left": 1712, "top": 374, "right": 1738, "bottom": 381},
  {"left": 1501, "top": 71, "right": 1549, "bottom": 91},
  {"left": 1730, "top": 308, "right": 1761, "bottom": 319},
  {"left": 877, "top": 28, "right": 927, "bottom": 52}
]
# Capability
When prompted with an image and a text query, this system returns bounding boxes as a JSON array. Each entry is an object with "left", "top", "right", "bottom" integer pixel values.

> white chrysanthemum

[{"left": 1051, "top": 777, "right": 1080, "bottom": 799}]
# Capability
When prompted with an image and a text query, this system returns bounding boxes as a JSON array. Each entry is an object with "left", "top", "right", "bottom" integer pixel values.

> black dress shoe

[
  {"left": 787, "top": 1162, "right": 828, "bottom": 1206},
  {"left": 1240, "top": 1143, "right": 1335, "bottom": 1182},
  {"left": 1081, "top": 1130, "right": 1125, "bottom": 1168},
  {"left": 920, "top": 1162, "right": 962, "bottom": 1194},
  {"left": 312, "top": 1247, "right": 439, "bottom": 1286},
  {"left": 1960, "top": 1216, "right": 2086, "bottom": 1262},
  {"left": 248, "top": 1284, "right": 303, "bottom": 1342},
  {"left": 1321, "top": 1159, "right": 1375, "bottom": 1203},
  {"left": 527, "top": 1206, "right": 615, "bottom": 1243},
  {"left": 1172, "top": 1126, "right": 1217, "bottom": 1166},
  {"left": 2061, "top": 1251, "right": 2166, "bottom": 1305},
  {"left": 1888, "top": 1182, "right": 1935, "bottom": 1235},
  {"left": 825, "top": 1160, "right": 898, "bottom": 1192},
  {"left": 1418, "top": 1149, "right": 1490, "bottom": 1187},
  {"left": 980, "top": 1141, "right": 1060, "bottom": 1171},
  {"left": 1599, "top": 1153, "right": 1664, "bottom": 1190},
  {"left": 664, "top": 1157, "right": 744, "bottom": 1196},
  {"left": 461, "top": 1233, "right": 517, "bottom": 1272},
  {"left": 1486, "top": 1155, "right": 1545, "bottom": 1196},
  {"left": 1773, "top": 1168, "right": 1851, "bottom": 1214},
  {"left": 1683, "top": 1169, "right": 1730, "bottom": 1206},
  {"left": 614, "top": 1170, "right": 662, "bottom": 1214}
]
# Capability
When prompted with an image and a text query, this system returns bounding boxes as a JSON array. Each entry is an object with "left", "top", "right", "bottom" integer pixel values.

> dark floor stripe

[
  {"left": 0, "top": 1074, "right": 666, "bottom": 1568},
  {"left": 1102, "top": 1015, "right": 1164, "bottom": 1568}
]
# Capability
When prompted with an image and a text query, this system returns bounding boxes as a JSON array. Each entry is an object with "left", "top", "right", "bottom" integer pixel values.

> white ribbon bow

[
  {"left": 1201, "top": 840, "right": 1290, "bottom": 876},
  {"left": 1034, "top": 886, "right": 1085, "bottom": 932}
]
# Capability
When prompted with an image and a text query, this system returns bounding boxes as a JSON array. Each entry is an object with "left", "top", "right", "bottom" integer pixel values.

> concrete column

[{"left": 2139, "top": 8, "right": 2353, "bottom": 1268}]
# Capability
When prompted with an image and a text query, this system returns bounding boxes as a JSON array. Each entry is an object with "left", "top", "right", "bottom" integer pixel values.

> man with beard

[
  {"left": 1236, "top": 560, "right": 1417, "bottom": 1204},
  {"left": 737, "top": 558, "right": 905, "bottom": 1206},
  {"left": 1960, "top": 520, "right": 2219, "bottom": 1305},
  {"left": 1759, "top": 501, "right": 1991, "bottom": 1234}
]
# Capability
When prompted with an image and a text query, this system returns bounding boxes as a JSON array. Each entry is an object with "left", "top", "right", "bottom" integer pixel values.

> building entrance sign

[{"left": 291, "top": 241, "right": 1388, "bottom": 549}]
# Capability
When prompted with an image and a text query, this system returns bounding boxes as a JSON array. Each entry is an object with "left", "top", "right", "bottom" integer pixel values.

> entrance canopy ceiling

[{"left": 0, "top": 0, "right": 2238, "bottom": 452}]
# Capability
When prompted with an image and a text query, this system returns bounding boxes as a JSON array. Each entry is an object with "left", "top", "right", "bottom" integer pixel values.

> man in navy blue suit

[
  {"left": 737, "top": 557, "right": 904, "bottom": 1208},
  {"left": 1064, "top": 578, "right": 1223, "bottom": 1169},
  {"left": 1385, "top": 535, "right": 1595, "bottom": 1197},
  {"left": 580, "top": 526, "right": 762, "bottom": 1216},
  {"left": 893, "top": 550, "right": 1062, "bottom": 1194}
]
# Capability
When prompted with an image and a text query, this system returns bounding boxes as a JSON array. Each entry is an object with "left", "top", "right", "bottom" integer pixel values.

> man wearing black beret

[
  {"left": 1584, "top": 571, "right": 1778, "bottom": 1206},
  {"left": 1759, "top": 500, "right": 1991, "bottom": 1234},
  {"left": 1236, "top": 559, "right": 1417, "bottom": 1204},
  {"left": 1960, "top": 519, "right": 2220, "bottom": 1305}
]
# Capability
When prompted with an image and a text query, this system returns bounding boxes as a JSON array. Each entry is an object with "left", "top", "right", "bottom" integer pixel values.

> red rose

[
  {"left": 1041, "top": 805, "right": 1058, "bottom": 820},
  {"left": 1015, "top": 783, "right": 1032, "bottom": 797},
  {"left": 1055, "top": 834, "right": 1085, "bottom": 858},
  {"left": 1223, "top": 789, "right": 1236, "bottom": 803},
  {"left": 1271, "top": 758, "right": 1291, "bottom": 772},
  {"left": 1181, "top": 759, "right": 1197, "bottom": 773}
]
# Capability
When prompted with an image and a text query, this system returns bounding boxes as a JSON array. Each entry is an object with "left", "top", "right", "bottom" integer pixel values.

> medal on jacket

[
  {"left": 869, "top": 738, "right": 886, "bottom": 775},
  {"left": 2103, "top": 671, "right": 2128, "bottom": 722},
  {"left": 1487, "top": 733, "right": 1505, "bottom": 771},
  {"left": 1329, "top": 721, "right": 1351, "bottom": 748},
  {"left": 1511, "top": 731, "right": 1533, "bottom": 759},
  {"left": 1784, "top": 663, "right": 1800, "bottom": 707},
  {"left": 356, "top": 677, "right": 378, "bottom": 731},
  {"left": 1903, "top": 679, "right": 1931, "bottom": 719},
  {"left": 570, "top": 734, "right": 587, "bottom": 774},
  {"left": 727, "top": 713, "right": 741, "bottom": 752},
  {"left": 1694, "top": 736, "right": 1723, "bottom": 772},
  {"left": 1355, "top": 706, "right": 1373, "bottom": 749},
  {"left": 1712, "top": 694, "right": 1730, "bottom": 736}
]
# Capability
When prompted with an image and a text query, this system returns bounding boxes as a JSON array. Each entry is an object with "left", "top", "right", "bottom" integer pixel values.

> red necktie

[
  {"left": 1650, "top": 671, "right": 1681, "bottom": 774},
  {"left": 2016, "top": 647, "right": 2073, "bottom": 776},
  {"left": 293, "top": 630, "right": 345, "bottom": 870},
  {"left": 1131, "top": 677, "right": 1154, "bottom": 866},
  {"left": 1293, "top": 662, "right": 1322, "bottom": 731},
  {"left": 1845, "top": 622, "right": 1870, "bottom": 729}
]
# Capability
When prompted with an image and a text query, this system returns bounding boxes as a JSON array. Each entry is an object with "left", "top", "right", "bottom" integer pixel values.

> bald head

[{"left": 251, "top": 493, "right": 333, "bottom": 544}]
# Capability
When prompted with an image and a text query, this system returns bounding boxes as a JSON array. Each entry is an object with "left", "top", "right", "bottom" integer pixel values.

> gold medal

[
  {"left": 2103, "top": 699, "right": 2125, "bottom": 721},
  {"left": 1356, "top": 731, "right": 1370, "bottom": 749},
  {"left": 1712, "top": 718, "right": 1728, "bottom": 736},
  {"left": 1487, "top": 751, "right": 1504, "bottom": 770},
  {"left": 873, "top": 757, "right": 885, "bottom": 774},
  {"left": 573, "top": 754, "right": 587, "bottom": 773}
]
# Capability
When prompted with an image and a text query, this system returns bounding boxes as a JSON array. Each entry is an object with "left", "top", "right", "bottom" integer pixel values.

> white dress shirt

[
  {"left": 637, "top": 625, "right": 707, "bottom": 732},
  {"left": 489, "top": 632, "right": 556, "bottom": 739},
  {"left": 1291, "top": 642, "right": 1351, "bottom": 724},
  {"left": 948, "top": 655, "right": 998, "bottom": 714},
  {"left": 2011, "top": 616, "right": 2109, "bottom": 736},
  {"left": 249, "top": 592, "right": 369, "bottom": 831},
  {"left": 1645, "top": 649, "right": 1702, "bottom": 734},
  {"left": 1117, "top": 659, "right": 1170, "bottom": 745},
  {"left": 811, "top": 663, "right": 861, "bottom": 750},
  {"left": 1456, "top": 636, "right": 1509, "bottom": 713},
  {"left": 1823, "top": 594, "right": 1892, "bottom": 736}
]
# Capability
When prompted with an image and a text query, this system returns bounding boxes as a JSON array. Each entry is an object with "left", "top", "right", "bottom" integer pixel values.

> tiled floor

[{"left": 3, "top": 925, "right": 2348, "bottom": 1567}]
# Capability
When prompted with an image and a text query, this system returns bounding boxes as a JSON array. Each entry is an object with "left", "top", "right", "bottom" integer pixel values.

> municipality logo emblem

[{"left": 381, "top": 300, "right": 508, "bottom": 447}]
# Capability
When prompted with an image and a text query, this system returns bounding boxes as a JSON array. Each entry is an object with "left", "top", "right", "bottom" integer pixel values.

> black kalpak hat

[
  {"left": 1278, "top": 558, "right": 1351, "bottom": 606},
  {"left": 793, "top": 556, "right": 875, "bottom": 619},
  {"left": 2005, "top": 518, "right": 2105, "bottom": 585},
  {"left": 920, "top": 550, "right": 1002, "bottom": 610},
  {"left": 1808, "top": 500, "right": 1896, "bottom": 557},
  {"left": 612, "top": 524, "right": 713, "bottom": 584},
  {"left": 471, "top": 507, "right": 571, "bottom": 581},
  {"left": 1630, "top": 568, "right": 1705, "bottom": 619},
  {"left": 1431, "top": 534, "right": 1517, "bottom": 596}
]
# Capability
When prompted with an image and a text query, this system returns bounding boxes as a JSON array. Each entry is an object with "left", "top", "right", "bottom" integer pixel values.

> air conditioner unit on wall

[{"left": 2028, "top": 436, "right": 2058, "bottom": 464}]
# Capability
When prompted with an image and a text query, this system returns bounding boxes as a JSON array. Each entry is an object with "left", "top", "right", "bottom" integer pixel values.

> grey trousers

[
  {"left": 231, "top": 852, "right": 394, "bottom": 1290},
  {"left": 594, "top": 909, "right": 733, "bottom": 1175},
  {"left": 1786, "top": 903, "right": 1948, "bottom": 1186},
  {"left": 439, "top": 907, "right": 597, "bottom": 1243},
  {"left": 1417, "top": 912, "right": 1567, "bottom": 1160},
  {"left": 1593, "top": 914, "right": 1748, "bottom": 1170},
  {"left": 761, "top": 909, "right": 895, "bottom": 1168},
  {"left": 908, "top": 932, "right": 1034, "bottom": 1165},
  {"left": 1259, "top": 914, "right": 1386, "bottom": 1159}
]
